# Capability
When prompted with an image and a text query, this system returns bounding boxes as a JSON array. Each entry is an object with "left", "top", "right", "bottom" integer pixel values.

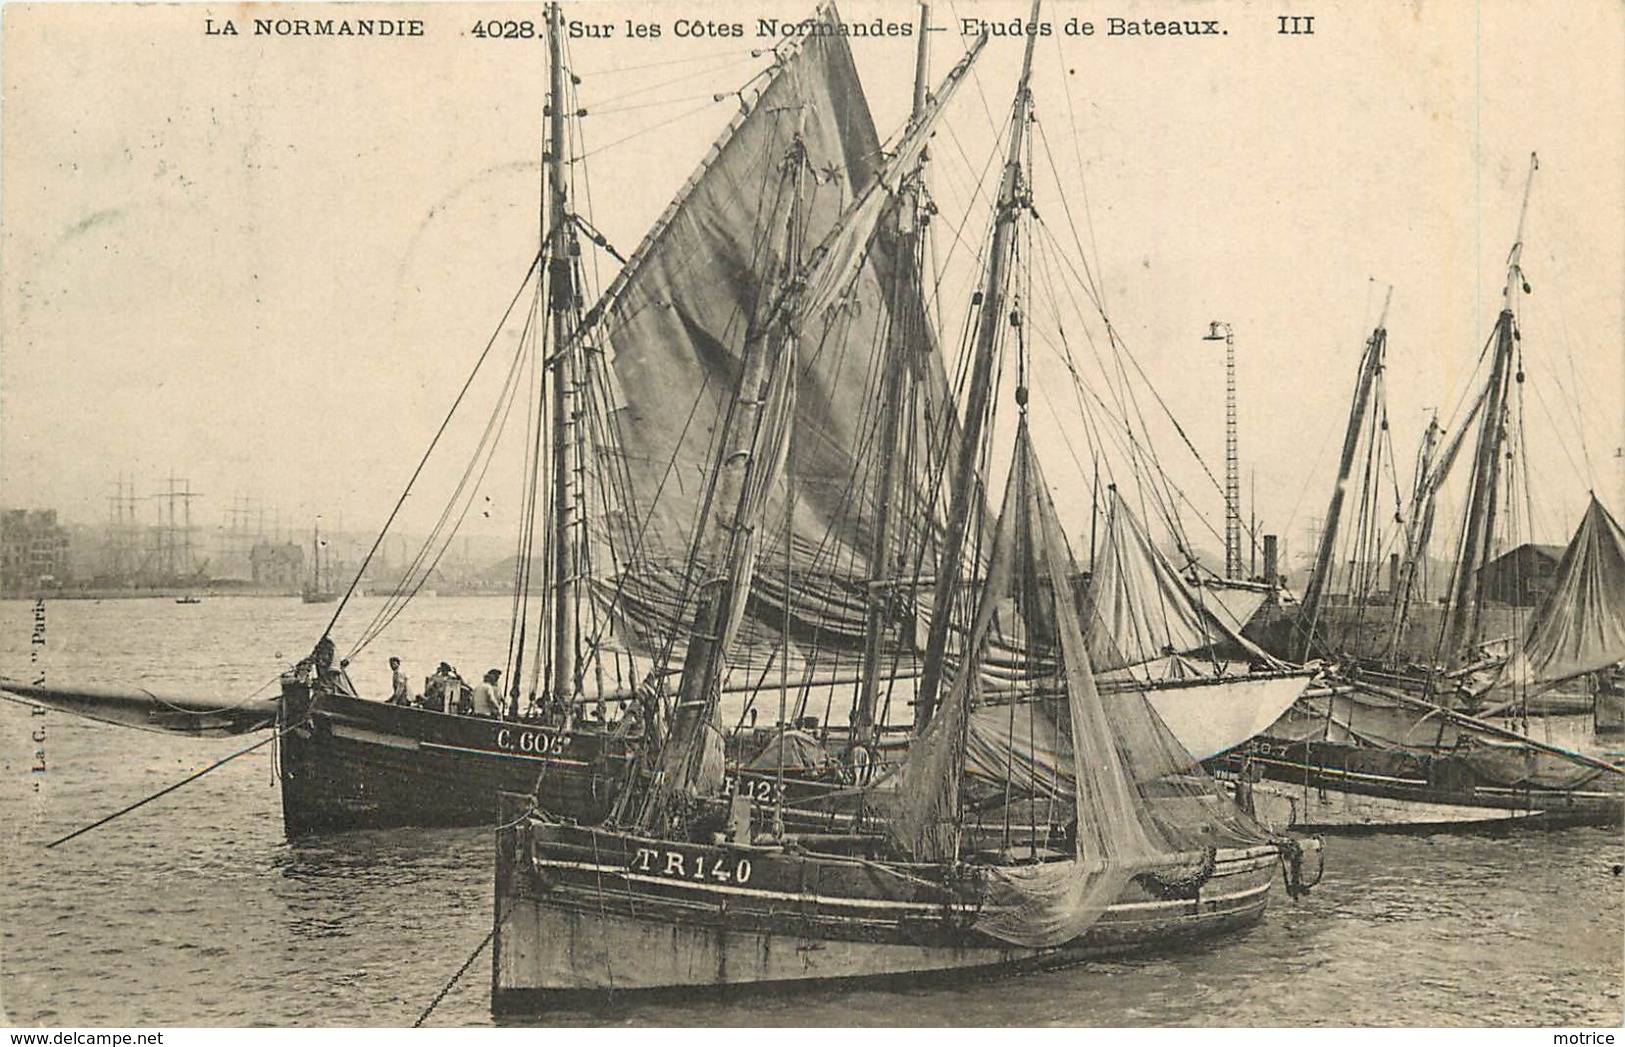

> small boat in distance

[{"left": 175, "top": 595, "right": 202, "bottom": 605}]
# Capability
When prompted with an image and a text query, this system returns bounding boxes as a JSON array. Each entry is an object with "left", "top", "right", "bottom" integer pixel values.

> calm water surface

[{"left": 1, "top": 597, "right": 1621, "bottom": 1027}]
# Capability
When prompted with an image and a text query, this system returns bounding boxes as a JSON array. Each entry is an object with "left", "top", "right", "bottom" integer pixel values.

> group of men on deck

[
  {"left": 378, "top": 656, "right": 647, "bottom": 733},
  {"left": 385, "top": 657, "right": 503, "bottom": 717}
]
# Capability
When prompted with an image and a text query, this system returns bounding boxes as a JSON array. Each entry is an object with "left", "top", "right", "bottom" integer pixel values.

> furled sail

[
  {"left": 590, "top": 11, "right": 967, "bottom": 658},
  {"left": 1488, "top": 496, "right": 1625, "bottom": 696}
]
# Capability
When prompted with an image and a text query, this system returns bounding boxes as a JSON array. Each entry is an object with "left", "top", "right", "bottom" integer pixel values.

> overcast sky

[{"left": 3, "top": 0, "right": 1621, "bottom": 572}]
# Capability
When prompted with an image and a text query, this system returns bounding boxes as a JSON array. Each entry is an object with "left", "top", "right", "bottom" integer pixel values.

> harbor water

[{"left": 1, "top": 597, "right": 1620, "bottom": 1027}]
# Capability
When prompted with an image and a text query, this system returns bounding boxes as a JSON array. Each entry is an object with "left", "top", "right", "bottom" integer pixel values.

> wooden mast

[
  {"left": 852, "top": 1, "right": 933, "bottom": 746},
  {"left": 545, "top": 3, "right": 580, "bottom": 707},
  {"left": 645, "top": 118, "right": 811, "bottom": 822},
  {"left": 1385, "top": 411, "right": 1441, "bottom": 661},
  {"left": 1298, "top": 287, "right": 1391, "bottom": 660},
  {"left": 1438, "top": 152, "right": 1537, "bottom": 672},
  {"left": 914, "top": 0, "right": 1042, "bottom": 728}
]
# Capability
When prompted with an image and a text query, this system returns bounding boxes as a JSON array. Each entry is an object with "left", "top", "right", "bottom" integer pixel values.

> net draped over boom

[
  {"left": 1268, "top": 686, "right": 1611, "bottom": 791},
  {"left": 883, "top": 422, "right": 1273, "bottom": 948}
]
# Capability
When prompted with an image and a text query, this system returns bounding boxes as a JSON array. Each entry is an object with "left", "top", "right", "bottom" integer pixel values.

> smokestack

[
  {"left": 1389, "top": 552, "right": 1400, "bottom": 598},
  {"left": 1263, "top": 534, "right": 1279, "bottom": 589}
]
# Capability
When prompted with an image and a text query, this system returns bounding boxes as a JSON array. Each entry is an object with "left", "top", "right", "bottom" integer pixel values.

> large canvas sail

[
  {"left": 1081, "top": 489, "right": 1283, "bottom": 675},
  {"left": 589, "top": 11, "right": 962, "bottom": 659},
  {"left": 1489, "top": 496, "right": 1625, "bottom": 695}
]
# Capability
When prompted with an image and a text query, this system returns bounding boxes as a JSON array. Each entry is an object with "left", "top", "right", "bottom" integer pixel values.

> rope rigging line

[
  {"left": 349, "top": 289, "right": 542, "bottom": 657},
  {"left": 412, "top": 909, "right": 511, "bottom": 1028},
  {"left": 584, "top": 51, "right": 764, "bottom": 110},
  {"left": 45, "top": 717, "right": 306, "bottom": 849},
  {"left": 320, "top": 254, "right": 541, "bottom": 652},
  {"left": 507, "top": 285, "right": 548, "bottom": 693},
  {"left": 572, "top": 45, "right": 765, "bottom": 79},
  {"left": 1030, "top": 209, "right": 1227, "bottom": 527},
  {"left": 568, "top": 98, "right": 730, "bottom": 165},
  {"left": 1047, "top": 35, "right": 1112, "bottom": 321},
  {"left": 1023, "top": 213, "right": 1222, "bottom": 570}
]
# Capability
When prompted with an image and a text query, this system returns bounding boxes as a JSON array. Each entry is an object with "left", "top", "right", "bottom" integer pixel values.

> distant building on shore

[
  {"left": 1, "top": 509, "right": 72, "bottom": 594},
  {"left": 250, "top": 539, "right": 305, "bottom": 588},
  {"left": 1478, "top": 543, "right": 1567, "bottom": 607}
]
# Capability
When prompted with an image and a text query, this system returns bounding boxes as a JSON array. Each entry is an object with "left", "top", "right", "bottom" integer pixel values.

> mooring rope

[
  {"left": 414, "top": 907, "right": 512, "bottom": 1028},
  {"left": 44, "top": 716, "right": 306, "bottom": 849}
]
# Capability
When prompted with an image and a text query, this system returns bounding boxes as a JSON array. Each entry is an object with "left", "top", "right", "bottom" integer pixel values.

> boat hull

[
  {"left": 1210, "top": 738, "right": 1623, "bottom": 832},
  {"left": 491, "top": 815, "right": 1284, "bottom": 1010},
  {"left": 276, "top": 681, "right": 633, "bottom": 836}
]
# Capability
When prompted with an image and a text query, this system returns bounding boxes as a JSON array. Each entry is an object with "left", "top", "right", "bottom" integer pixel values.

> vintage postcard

[{"left": 1, "top": 0, "right": 1621, "bottom": 1031}]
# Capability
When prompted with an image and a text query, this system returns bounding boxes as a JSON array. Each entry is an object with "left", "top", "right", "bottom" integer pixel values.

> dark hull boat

[
  {"left": 276, "top": 676, "right": 634, "bottom": 836},
  {"left": 1208, "top": 682, "right": 1624, "bottom": 832},
  {"left": 491, "top": 814, "right": 1292, "bottom": 1010}
]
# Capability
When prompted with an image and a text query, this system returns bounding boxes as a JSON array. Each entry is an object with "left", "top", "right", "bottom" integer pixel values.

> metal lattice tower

[{"left": 1204, "top": 322, "right": 1242, "bottom": 579}]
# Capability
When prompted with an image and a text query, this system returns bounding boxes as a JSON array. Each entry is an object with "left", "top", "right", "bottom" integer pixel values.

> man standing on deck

[
  {"left": 388, "top": 657, "right": 411, "bottom": 706},
  {"left": 471, "top": 668, "right": 502, "bottom": 718}
]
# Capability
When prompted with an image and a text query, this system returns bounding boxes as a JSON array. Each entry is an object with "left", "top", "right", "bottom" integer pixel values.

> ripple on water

[{"left": 1, "top": 600, "right": 1620, "bottom": 1026}]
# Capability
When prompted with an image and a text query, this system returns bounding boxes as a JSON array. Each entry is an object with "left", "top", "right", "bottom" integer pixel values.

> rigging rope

[
  {"left": 412, "top": 907, "right": 512, "bottom": 1027},
  {"left": 45, "top": 716, "right": 306, "bottom": 849},
  {"left": 324, "top": 255, "right": 541, "bottom": 653}
]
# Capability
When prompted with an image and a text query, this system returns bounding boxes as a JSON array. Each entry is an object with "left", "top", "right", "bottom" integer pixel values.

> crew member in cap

[{"left": 470, "top": 668, "right": 503, "bottom": 718}]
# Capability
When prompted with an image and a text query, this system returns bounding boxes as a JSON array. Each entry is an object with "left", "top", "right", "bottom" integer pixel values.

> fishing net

[
  {"left": 1280, "top": 685, "right": 1614, "bottom": 792},
  {"left": 883, "top": 421, "right": 1273, "bottom": 948}
]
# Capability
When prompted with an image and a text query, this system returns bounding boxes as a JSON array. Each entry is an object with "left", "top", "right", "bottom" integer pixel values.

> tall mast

[
  {"left": 646, "top": 119, "right": 811, "bottom": 823},
  {"left": 911, "top": 2, "right": 930, "bottom": 114},
  {"left": 1385, "top": 411, "right": 1441, "bottom": 662},
  {"left": 1438, "top": 153, "right": 1537, "bottom": 672},
  {"left": 852, "top": 2, "right": 933, "bottom": 744},
  {"left": 914, "top": 0, "right": 1042, "bottom": 728},
  {"left": 1298, "top": 287, "right": 1391, "bottom": 659},
  {"left": 545, "top": 3, "right": 580, "bottom": 704}
]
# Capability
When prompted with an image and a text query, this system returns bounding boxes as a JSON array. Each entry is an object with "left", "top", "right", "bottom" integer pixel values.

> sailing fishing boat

[
  {"left": 494, "top": 7, "right": 1316, "bottom": 1005},
  {"left": 495, "top": 431, "right": 1304, "bottom": 1004},
  {"left": 1, "top": 0, "right": 936, "bottom": 836},
  {"left": 2, "top": 0, "right": 1299, "bottom": 836},
  {"left": 1216, "top": 156, "right": 1625, "bottom": 830}
]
